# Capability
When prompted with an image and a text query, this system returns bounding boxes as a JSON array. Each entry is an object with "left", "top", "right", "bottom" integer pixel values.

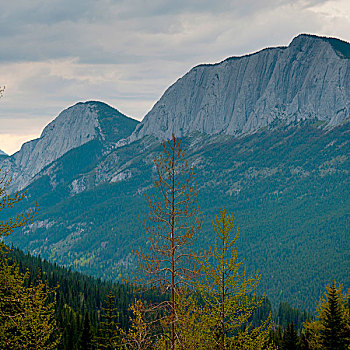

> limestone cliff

[{"left": 129, "top": 34, "right": 350, "bottom": 142}]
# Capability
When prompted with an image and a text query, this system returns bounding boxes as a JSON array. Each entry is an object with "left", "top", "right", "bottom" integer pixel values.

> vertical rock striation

[{"left": 129, "top": 34, "right": 350, "bottom": 142}]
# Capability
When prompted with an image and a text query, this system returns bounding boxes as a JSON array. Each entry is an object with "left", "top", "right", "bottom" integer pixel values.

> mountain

[
  {"left": 0, "top": 149, "right": 8, "bottom": 161},
  {"left": 2, "top": 34, "right": 349, "bottom": 311},
  {"left": 129, "top": 34, "right": 350, "bottom": 142},
  {"left": 0, "top": 101, "right": 139, "bottom": 191}
]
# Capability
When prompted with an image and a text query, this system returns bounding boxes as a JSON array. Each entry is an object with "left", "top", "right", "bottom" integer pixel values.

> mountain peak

[
  {"left": 290, "top": 34, "right": 350, "bottom": 58},
  {"left": 1, "top": 101, "right": 139, "bottom": 191},
  {"left": 129, "top": 34, "right": 350, "bottom": 142}
]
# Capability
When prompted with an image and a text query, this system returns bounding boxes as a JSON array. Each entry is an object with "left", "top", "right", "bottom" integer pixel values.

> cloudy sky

[{"left": 0, "top": 0, "right": 349, "bottom": 155}]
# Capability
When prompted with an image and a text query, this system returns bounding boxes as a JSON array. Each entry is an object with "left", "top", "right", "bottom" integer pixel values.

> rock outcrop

[
  {"left": 129, "top": 34, "right": 350, "bottom": 142},
  {"left": 0, "top": 101, "right": 138, "bottom": 191}
]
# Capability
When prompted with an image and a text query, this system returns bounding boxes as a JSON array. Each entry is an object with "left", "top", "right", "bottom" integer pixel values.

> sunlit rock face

[
  {"left": 129, "top": 34, "right": 350, "bottom": 142},
  {"left": 0, "top": 101, "right": 138, "bottom": 191}
]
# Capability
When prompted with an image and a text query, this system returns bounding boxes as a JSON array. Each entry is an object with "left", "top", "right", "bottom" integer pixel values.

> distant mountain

[
  {"left": 0, "top": 149, "right": 8, "bottom": 162},
  {"left": 2, "top": 34, "right": 349, "bottom": 311},
  {"left": 0, "top": 149, "right": 8, "bottom": 159},
  {"left": 129, "top": 34, "right": 350, "bottom": 142},
  {"left": 0, "top": 101, "right": 139, "bottom": 191}
]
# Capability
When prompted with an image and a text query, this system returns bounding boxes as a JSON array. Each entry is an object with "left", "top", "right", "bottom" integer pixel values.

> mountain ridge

[
  {"left": 128, "top": 33, "right": 350, "bottom": 142},
  {"left": 0, "top": 101, "right": 139, "bottom": 191}
]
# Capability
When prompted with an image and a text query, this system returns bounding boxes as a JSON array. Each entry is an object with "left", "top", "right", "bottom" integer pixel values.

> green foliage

[
  {"left": 79, "top": 310, "right": 94, "bottom": 350},
  {"left": 97, "top": 291, "right": 122, "bottom": 349},
  {"left": 0, "top": 169, "right": 59, "bottom": 349},
  {"left": 19, "top": 274, "right": 61, "bottom": 349},
  {"left": 281, "top": 322, "right": 299, "bottom": 350},
  {"left": 122, "top": 299, "right": 153, "bottom": 350},
  {"left": 319, "top": 281, "right": 349, "bottom": 349},
  {"left": 276, "top": 302, "right": 311, "bottom": 330},
  {"left": 175, "top": 209, "right": 274, "bottom": 349},
  {"left": 302, "top": 280, "right": 350, "bottom": 350},
  {"left": 4, "top": 123, "right": 349, "bottom": 311}
]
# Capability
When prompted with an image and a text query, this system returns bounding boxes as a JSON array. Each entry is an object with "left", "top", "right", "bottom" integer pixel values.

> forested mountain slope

[{"left": 5, "top": 120, "right": 349, "bottom": 311}]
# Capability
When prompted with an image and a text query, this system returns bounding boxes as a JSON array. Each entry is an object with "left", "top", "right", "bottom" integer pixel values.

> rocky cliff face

[
  {"left": 129, "top": 34, "right": 350, "bottom": 142},
  {"left": 0, "top": 101, "right": 138, "bottom": 191}
]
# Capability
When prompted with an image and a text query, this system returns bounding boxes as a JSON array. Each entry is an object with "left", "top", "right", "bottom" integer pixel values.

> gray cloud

[
  {"left": 0, "top": 0, "right": 330, "bottom": 63},
  {"left": 0, "top": 0, "right": 349, "bottom": 154}
]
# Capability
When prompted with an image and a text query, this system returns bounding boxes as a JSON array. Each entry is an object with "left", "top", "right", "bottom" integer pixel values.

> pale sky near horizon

[{"left": 0, "top": 0, "right": 349, "bottom": 155}]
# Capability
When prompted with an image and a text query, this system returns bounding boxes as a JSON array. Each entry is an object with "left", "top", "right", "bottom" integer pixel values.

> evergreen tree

[
  {"left": 79, "top": 310, "right": 94, "bottom": 350},
  {"left": 0, "top": 254, "right": 28, "bottom": 349},
  {"left": 302, "top": 280, "right": 350, "bottom": 350},
  {"left": 98, "top": 291, "right": 121, "bottom": 349},
  {"left": 136, "top": 135, "right": 202, "bottom": 350},
  {"left": 176, "top": 209, "right": 275, "bottom": 350},
  {"left": 270, "top": 326, "right": 283, "bottom": 349},
  {"left": 282, "top": 322, "right": 299, "bottom": 350},
  {"left": 19, "top": 273, "right": 61, "bottom": 349},
  {"left": 320, "top": 280, "right": 348, "bottom": 350},
  {"left": 0, "top": 169, "right": 60, "bottom": 349}
]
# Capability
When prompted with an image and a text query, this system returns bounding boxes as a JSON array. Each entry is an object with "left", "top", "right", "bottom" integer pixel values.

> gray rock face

[
  {"left": 129, "top": 34, "right": 350, "bottom": 142},
  {"left": 0, "top": 101, "right": 138, "bottom": 191}
]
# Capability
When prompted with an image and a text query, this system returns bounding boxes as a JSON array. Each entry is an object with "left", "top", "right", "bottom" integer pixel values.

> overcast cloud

[{"left": 0, "top": 0, "right": 349, "bottom": 154}]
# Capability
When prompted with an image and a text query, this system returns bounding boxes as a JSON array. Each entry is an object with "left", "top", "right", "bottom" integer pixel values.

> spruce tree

[
  {"left": 282, "top": 322, "right": 299, "bottom": 350},
  {"left": 98, "top": 291, "right": 121, "bottom": 349},
  {"left": 302, "top": 280, "right": 350, "bottom": 350},
  {"left": 320, "top": 280, "right": 348, "bottom": 350},
  {"left": 79, "top": 310, "right": 94, "bottom": 350}
]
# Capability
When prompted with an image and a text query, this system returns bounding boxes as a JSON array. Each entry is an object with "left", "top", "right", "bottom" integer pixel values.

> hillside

[{"left": 4, "top": 120, "right": 349, "bottom": 311}]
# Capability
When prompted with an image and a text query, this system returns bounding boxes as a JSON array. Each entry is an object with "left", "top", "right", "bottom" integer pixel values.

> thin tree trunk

[
  {"left": 171, "top": 154, "right": 176, "bottom": 350},
  {"left": 221, "top": 220, "right": 225, "bottom": 350}
]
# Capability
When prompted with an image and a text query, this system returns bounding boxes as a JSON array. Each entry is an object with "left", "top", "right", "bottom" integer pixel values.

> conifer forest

[{"left": 1, "top": 136, "right": 349, "bottom": 349}]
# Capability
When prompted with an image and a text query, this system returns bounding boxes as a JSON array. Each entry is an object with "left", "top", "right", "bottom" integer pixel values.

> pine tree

[
  {"left": 79, "top": 310, "right": 94, "bottom": 350},
  {"left": 302, "top": 280, "right": 350, "bottom": 350},
  {"left": 98, "top": 291, "right": 121, "bottom": 349},
  {"left": 282, "top": 322, "right": 299, "bottom": 350},
  {"left": 320, "top": 280, "right": 348, "bottom": 350},
  {"left": 136, "top": 135, "right": 202, "bottom": 350},
  {"left": 177, "top": 209, "right": 275, "bottom": 350}
]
